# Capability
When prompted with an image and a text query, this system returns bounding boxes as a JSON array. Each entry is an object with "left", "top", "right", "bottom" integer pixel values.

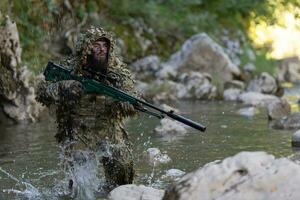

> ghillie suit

[{"left": 36, "top": 27, "right": 137, "bottom": 189}]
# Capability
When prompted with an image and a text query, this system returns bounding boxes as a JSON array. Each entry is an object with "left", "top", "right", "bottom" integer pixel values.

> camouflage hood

[
  {"left": 60, "top": 26, "right": 135, "bottom": 93},
  {"left": 68, "top": 26, "right": 123, "bottom": 75}
]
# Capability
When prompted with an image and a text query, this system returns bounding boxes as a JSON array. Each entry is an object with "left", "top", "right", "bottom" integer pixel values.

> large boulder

[
  {"left": 0, "top": 16, "right": 43, "bottom": 123},
  {"left": 156, "top": 33, "right": 240, "bottom": 86},
  {"left": 163, "top": 151, "right": 300, "bottom": 200}
]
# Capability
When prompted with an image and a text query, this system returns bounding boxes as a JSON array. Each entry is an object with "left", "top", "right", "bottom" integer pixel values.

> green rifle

[{"left": 44, "top": 61, "right": 206, "bottom": 132}]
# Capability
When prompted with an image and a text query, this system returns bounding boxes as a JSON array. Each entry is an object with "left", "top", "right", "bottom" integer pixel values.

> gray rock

[
  {"left": 270, "top": 112, "right": 300, "bottom": 130},
  {"left": 267, "top": 98, "right": 291, "bottom": 120},
  {"left": 163, "top": 151, "right": 300, "bottom": 200},
  {"left": 176, "top": 72, "right": 217, "bottom": 99},
  {"left": 237, "top": 107, "right": 259, "bottom": 117},
  {"left": 130, "top": 55, "right": 161, "bottom": 81},
  {"left": 144, "top": 148, "right": 171, "bottom": 165},
  {"left": 247, "top": 72, "right": 278, "bottom": 95},
  {"left": 164, "top": 169, "right": 186, "bottom": 180},
  {"left": 0, "top": 16, "right": 43, "bottom": 123},
  {"left": 157, "top": 33, "right": 240, "bottom": 85},
  {"left": 154, "top": 118, "right": 187, "bottom": 136},
  {"left": 223, "top": 88, "right": 242, "bottom": 101},
  {"left": 292, "top": 130, "right": 300, "bottom": 147},
  {"left": 224, "top": 80, "right": 245, "bottom": 90},
  {"left": 109, "top": 184, "right": 164, "bottom": 200},
  {"left": 277, "top": 56, "right": 300, "bottom": 83},
  {"left": 238, "top": 92, "right": 279, "bottom": 107}
]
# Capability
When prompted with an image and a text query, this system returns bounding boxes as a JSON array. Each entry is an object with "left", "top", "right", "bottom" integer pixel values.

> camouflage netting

[{"left": 0, "top": 16, "right": 43, "bottom": 123}]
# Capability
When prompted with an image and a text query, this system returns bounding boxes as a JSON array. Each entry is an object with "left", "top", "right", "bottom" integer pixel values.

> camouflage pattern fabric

[{"left": 36, "top": 27, "right": 137, "bottom": 186}]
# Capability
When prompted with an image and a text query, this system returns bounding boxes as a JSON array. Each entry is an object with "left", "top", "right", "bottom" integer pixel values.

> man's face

[{"left": 91, "top": 39, "right": 109, "bottom": 62}]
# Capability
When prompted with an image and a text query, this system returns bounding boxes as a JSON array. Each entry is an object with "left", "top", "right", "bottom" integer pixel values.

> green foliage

[{"left": 0, "top": 0, "right": 296, "bottom": 75}]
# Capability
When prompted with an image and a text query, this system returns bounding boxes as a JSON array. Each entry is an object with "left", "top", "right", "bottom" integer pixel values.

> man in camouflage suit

[{"left": 36, "top": 27, "right": 136, "bottom": 189}]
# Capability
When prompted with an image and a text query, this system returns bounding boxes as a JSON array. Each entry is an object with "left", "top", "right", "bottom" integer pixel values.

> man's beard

[{"left": 86, "top": 54, "right": 108, "bottom": 75}]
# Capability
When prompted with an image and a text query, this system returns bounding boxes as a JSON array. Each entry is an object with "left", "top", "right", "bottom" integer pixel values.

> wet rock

[
  {"left": 237, "top": 92, "right": 279, "bottom": 107},
  {"left": 108, "top": 184, "right": 164, "bottom": 200},
  {"left": 154, "top": 118, "right": 187, "bottom": 136},
  {"left": 144, "top": 148, "right": 171, "bottom": 165},
  {"left": 130, "top": 55, "right": 161, "bottom": 81},
  {"left": 224, "top": 80, "right": 245, "bottom": 90},
  {"left": 223, "top": 88, "right": 242, "bottom": 101},
  {"left": 161, "top": 104, "right": 180, "bottom": 114},
  {"left": 176, "top": 72, "right": 217, "bottom": 99},
  {"left": 267, "top": 98, "right": 291, "bottom": 120},
  {"left": 163, "top": 151, "right": 300, "bottom": 200},
  {"left": 270, "top": 112, "right": 300, "bottom": 130},
  {"left": 292, "top": 130, "right": 300, "bottom": 148},
  {"left": 163, "top": 169, "right": 186, "bottom": 181},
  {"left": 277, "top": 56, "right": 300, "bottom": 83},
  {"left": 157, "top": 33, "right": 240, "bottom": 85},
  {"left": 237, "top": 107, "right": 259, "bottom": 117},
  {"left": 0, "top": 16, "right": 43, "bottom": 123},
  {"left": 247, "top": 72, "right": 278, "bottom": 95}
]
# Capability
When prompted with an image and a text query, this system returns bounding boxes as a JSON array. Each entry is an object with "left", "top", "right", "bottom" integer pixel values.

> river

[{"left": 0, "top": 97, "right": 297, "bottom": 199}]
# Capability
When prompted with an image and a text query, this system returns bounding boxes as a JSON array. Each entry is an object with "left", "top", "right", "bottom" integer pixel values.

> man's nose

[{"left": 100, "top": 45, "right": 106, "bottom": 51}]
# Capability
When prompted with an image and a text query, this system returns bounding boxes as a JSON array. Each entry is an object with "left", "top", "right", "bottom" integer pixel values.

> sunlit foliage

[
  {"left": 0, "top": 0, "right": 299, "bottom": 74},
  {"left": 248, "top": 0, "right": 300, "bottom": 59}
]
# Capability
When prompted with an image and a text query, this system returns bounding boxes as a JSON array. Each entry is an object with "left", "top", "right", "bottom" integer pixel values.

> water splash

[{"left": 0, "top": 167, "right": 42, "bottom": 199}]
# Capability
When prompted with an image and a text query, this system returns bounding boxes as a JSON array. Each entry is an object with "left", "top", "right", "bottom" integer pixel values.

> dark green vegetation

[{"left": 0, "top": 0, "right": 299, "bottom": 74}]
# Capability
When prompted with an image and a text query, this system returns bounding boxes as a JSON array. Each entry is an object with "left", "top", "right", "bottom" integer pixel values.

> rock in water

[
  {"left": 108, "top": 184, "right": 165, "bottom": 200},
  {"left": 163, "top": 151, "right": 300, "bottom": 200},
  {"left": 292, "top": 130, "right": 300, "bottom": 147},
  {"left": 0, "top": 16, "right": 43, "bottom": 123}
]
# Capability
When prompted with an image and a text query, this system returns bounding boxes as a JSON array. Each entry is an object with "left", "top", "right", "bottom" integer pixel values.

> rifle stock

[{"left": 44, "top": 61, "right": 206, "bottom": 132}]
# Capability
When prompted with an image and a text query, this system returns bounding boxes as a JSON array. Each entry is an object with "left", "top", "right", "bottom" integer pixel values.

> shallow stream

[{"left": 0, "top": 92, "right": 298, "bottom": 199}]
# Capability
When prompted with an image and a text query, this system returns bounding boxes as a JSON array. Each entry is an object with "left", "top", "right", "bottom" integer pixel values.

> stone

[
  {"left": 176, "top": 72, "right": 217, "bottom": 100},
  {"left": 108, "top": 184, "right": 165, "bottom": 200},
  {"left": 237, "top": 107, "right": 259, "bottom": 117},
  {"left": 267, "top": 98, "right": 291, "bottom": 120},
  {"left": 0, "top": 16, "right": 43, "bottom": 123},
  {"left": 237, "top": 92, "right": 279, "bottom": 107},
  {"left": 163, "top": 151, "right": 300, "bottom": 200},
  {"left": 270, "top": 112, "right": 300, "bottom": 130},
  {"left": 130, "top": 55, "right": 161, "bottom": 81},
  {"left": 154, "top": 118, "right": 187, "bottom": 136},
  {"left": 156, "top": 33, "right": 240, "bottom": 86},
  {"left": 292, "top": 130, "right": 300, "bottom": 147},
  {"left": 224, "top": 80, "right": 245, "bottom": 90},
  {"left": 144, "top": 148, "right": 171, "bottom": 165},
  {"left": 247, "top": 72, "right": 278, "bottom": 95},
  {"left": 276, "top": 56, "right": 300, "bottom": 83},
  {"left": 223, "top": 88, "right": 242, "bottom": 101},
  {"left": 164, "top": 169, "right": 186, "bottom": 180}
]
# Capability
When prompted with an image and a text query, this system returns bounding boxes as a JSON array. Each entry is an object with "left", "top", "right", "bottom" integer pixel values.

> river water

[{"left": 0, "top": 97, "right": 297, "bottom": 199}]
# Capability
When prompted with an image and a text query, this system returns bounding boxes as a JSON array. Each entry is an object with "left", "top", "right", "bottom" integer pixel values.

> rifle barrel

[{"left": 45, "top": 61, "right": 207, "bottom": 132}]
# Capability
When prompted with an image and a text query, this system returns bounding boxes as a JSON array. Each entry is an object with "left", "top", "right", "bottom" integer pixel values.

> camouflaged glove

[
  {"left": 58, "top": 80, "right": 84, "bottom": 105},
  {"left": 36, "top": 80, "right": 83, "bottom": 106}
]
